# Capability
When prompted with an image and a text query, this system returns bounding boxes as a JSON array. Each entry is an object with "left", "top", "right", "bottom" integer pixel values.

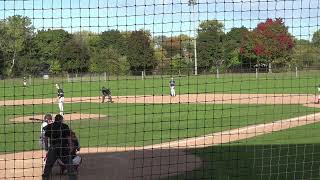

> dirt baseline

[
  {"left": 0, "top": 94, "right": 319, "bottom": 107},
  {"left": 10, "top": 113, "right": 107, "bottom": 123}
]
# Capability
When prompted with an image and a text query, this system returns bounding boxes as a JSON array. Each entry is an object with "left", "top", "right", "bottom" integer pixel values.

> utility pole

[{"left": 188, "top": 0, "right": 198, "bottom": 75}]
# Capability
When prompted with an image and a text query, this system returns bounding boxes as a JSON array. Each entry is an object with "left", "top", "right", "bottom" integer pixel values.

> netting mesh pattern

[{"left": 0, "top": 0, "right": 319, "bottom": 180}]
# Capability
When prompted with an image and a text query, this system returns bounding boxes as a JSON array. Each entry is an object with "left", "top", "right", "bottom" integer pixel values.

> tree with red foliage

[{"left": 240, "top": 18, "right": 294, "bottom": 72}]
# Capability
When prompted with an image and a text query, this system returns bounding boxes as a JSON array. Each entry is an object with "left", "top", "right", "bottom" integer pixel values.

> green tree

[
  {"left": 170, "top": 54, "right": 191, "bottom": 74},
  {"left": 73, "top": 31, "right": 99, "bottom": 47},
  {"left": 127, "top": 30, "right": 157, "bottom": 74},
  {"left": 292, "top": 39, "right": 320, "bottom": 68},
  {"left": 89, "top": 47, "right": 129, "bottom": 75},
  {"left": 312, "top": 30, "right": 320, "bottom": 47},
  {"left": 197, "top": 20, "right": 225, "bottom": 73},
  {"left": 224, "top": 27, "right": 249, "bottom": 68},
  {"left": 228, "top": 49, "right": 242, "bottom": 67},
  {"left": 60, "top": 36, "right": 90, "bottom": 73},
  {"left": 16, "top": 54, "right": 42, "bottom": 75},
  {"left": 32, "top": 29, "right": 71, "bottom": 73},
  {"left": 34, "top": 29, "right": 71, "bottom": 58},
  {"left": 0, "top": 48, "right": 4, "bottom": 75},
  {"left": 99, "top": 30, "right": 127, "bottom": 55},
  {"left": 0, "top": 15, "right": 33, "bottom": 76},
  {"left": 49, "top": 59, "right": 62, "bottom": 74}
]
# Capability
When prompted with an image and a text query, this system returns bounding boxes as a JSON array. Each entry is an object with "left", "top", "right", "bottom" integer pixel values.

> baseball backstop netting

[{"left": 0, "top": 0, "right": 320, "bottom": 179}]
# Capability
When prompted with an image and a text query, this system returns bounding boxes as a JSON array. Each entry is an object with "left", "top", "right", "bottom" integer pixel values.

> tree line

[{"left": 0, "top": 15, "right": 319, "bottom": 77}]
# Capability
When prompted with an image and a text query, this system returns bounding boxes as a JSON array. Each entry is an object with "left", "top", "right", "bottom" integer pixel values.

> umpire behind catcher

[{"left": 42, "top": 114, "right": 77, "bottom": 180}]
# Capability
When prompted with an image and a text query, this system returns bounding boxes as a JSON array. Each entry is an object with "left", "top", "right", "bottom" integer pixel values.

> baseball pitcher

[
  {"left": 56, "top": 84, "right": 65, "bottom": 115},
  {"left": 169, "top": 77, "right": 176, "bottom": 97}
]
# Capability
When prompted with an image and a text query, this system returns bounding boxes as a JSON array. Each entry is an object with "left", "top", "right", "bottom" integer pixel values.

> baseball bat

[{"left": 29, "top": 118, "right": 43, "bottom": 121}]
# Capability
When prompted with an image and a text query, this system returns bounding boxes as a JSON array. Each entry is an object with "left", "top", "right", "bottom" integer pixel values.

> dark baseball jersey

[
  {"left": 169, "top": 80, "right": 175, "bottom": 87},
  {"left": 102, "top": 88, "right": 111, "bottom": 96},
  {"left": 44, "top": 121, "right": 71, "bottom": 147},
  {"left": 57, "top": 88, "right": 64, "bottom": 98}
]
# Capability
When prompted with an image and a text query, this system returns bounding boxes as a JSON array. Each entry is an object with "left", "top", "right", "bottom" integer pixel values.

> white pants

[
  {"left": 170, "top": 86, "right": 175, "bottom": 96},
  {"left": 58, "top": 97, "right": 64, "bottom": 115},
  {"left": 39, "top": 136, "right": 46, "bottom": 149}
]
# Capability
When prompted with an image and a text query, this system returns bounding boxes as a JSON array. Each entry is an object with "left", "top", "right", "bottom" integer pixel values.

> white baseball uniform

[
  {"left": 169, "top": 79, "right": 176, "bottom": 96},
  {"left": 57, "top": 88, "right": 64, "bottom": 115},
  {"left": 39, "top": 121, "right": 48, "bottom": 149}
]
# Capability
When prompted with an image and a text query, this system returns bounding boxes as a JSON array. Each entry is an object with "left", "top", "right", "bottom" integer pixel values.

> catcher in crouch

[
  {"left": 101, "top": 86, "right": 113, "bottom": 103},
  {"left": 57, "top": 130, "right": 82, "bottom": 175}
]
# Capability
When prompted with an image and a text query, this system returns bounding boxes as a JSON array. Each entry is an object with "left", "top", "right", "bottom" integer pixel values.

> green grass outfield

[
  {"left": 0, "top": 103, "right": 318, "bottom": 153},
  {"left": 169, "top": 120, "right": 320, "bottom": 180},
  {"left": 0, "top": 71, "right": 319, "bottom": 100}
]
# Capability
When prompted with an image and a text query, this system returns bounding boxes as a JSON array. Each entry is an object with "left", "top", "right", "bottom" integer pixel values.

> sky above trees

[{"left": 0, "top": 0, "right": 318, "bottom": 39}]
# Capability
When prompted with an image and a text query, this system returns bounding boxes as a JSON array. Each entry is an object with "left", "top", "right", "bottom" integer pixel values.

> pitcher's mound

[{"left": 10, "top": 113, "right": 107, "bottom": 123}]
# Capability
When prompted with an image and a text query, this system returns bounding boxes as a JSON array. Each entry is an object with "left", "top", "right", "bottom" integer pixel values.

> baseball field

[{"left": 0, "top": 72, "right": 320, "bottom": 180}]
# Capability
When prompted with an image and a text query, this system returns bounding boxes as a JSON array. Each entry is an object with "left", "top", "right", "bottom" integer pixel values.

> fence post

[
  {"left": 295, "top": 66, "right": 298, "bottom": 78},
  {"left": 256, "top": 68, "right": 258, "bottom": 79},
  {"left": 268, "top": 63, "right": 272, "bottom": 73},
  {"left": 67, "top": 73, "right": 70, "bottom": 83},
  {"left": 216, "top": 68, "right": 220, "bottom": 79},
  {"left": 104, "top": 72, "right": 107, "bottom": 82}
]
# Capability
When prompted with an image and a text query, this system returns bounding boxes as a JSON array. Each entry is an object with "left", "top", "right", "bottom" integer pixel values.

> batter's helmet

[{"left": 43, "top": 114, "right": 52, "bottom": 122}]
